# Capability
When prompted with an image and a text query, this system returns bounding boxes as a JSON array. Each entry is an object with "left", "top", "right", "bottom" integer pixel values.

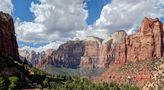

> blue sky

[
  {"left": 12, "top": 0, "right": 40, "bottom": 22},
  {"left": 12, "top": 0, "right": 111, "bottom": 48},
  {"left": 12, "top": 0, "right": 110, "bottom": 24},
  {"left": 5, "top": 0, "right": 164, "bottom": 50}
]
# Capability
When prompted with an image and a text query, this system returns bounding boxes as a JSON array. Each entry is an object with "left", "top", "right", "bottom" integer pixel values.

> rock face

[
  {"left": 0, "top": 12, "right": 19, "bottom": 59},
  {"left": 19, "top": 49, "right": 54, "bottom": 67},
  {"left": 48, "top": 41, "right": 84, "bottom": 68},
  {"left": 20, "top": 17, "right": 164, "bottom": 71},
  {"left": 115, "top": 17, "right": 163, "bottom": 65},
  {"left": 95, "top": 17, "right": 164, "bottom": 88},
  {"left": 80, "top": 37, "right": 102, "bottom": 68},
  {"left": 96, "top": 57, "right": 164, "bottom": 89},
  {"left": 19, "top": 17, "right": 163, "bottom": 88}
]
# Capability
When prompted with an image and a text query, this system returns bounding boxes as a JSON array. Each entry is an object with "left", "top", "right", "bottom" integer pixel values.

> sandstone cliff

[
  {"left": 115, "top": 17, "right": 163, "bottom": 65},
  {"left": 47, "top": 41, "right": 84, "bottom": 68},
  {"left": 20, "top": 17, "right": 163, "bottom": 70},
  {"left": 95, "top": 17, "right": 164, "bottom": 88},
  {"left": 19, "top": 49, "right": 54, "bottom": 67},
  {"left": 0, "top": 12, "right": 19, "bottom": 59}
]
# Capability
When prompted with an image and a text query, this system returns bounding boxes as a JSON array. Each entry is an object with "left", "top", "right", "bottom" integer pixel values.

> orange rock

[{"left": 115, "top": 17, "right": 163, "bottom": 64}]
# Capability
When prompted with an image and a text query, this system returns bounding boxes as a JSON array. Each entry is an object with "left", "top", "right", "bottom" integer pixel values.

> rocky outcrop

[
  {"left": 20, "top": 17, "right": 164, "bottom": 71},
  {"left": 0, "top": 12, "right": 19, "bottom": 59},
  {"left": 115, "top": 17, "right": 163, "bottom": 65},
  {"left": 19, "top": 49, "right": 54, "bottom": 67},
  {"left": 95, "top": 17, "right": 164, "bottom": 88},
  {"left": 48, "top": 41, "right": 84, "bottom": 68},
  {"left": 80, "top": 37, "right": 102, "bottom": 68},
  {"left": 95, "top": 57, "right": 164, "bottom": 88}
]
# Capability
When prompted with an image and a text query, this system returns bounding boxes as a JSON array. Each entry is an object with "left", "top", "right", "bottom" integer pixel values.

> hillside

[
  {"left": 95, "top": 57, "right": 164, "bottom": 90},
  {"left": 0, "top": 55, "right": 140, "bottom": 90}
]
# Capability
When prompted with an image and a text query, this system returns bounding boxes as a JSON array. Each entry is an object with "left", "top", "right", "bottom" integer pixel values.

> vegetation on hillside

[
  {"left": 0, "top": 55, "right": 140, "bottom": 90},
  {"left": 42, "top": 64, "right": 106, "bottom": 77}
]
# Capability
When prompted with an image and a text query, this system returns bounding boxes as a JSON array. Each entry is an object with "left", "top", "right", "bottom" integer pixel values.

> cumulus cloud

[
  {"left": 16, "top": 0, "right": 88, "bottom": 44},
  {"left": 0, "top": 0, "right": 13, "bottom": 14},
  {"left": 74, "top": 26, "right": 108, "bottom": 40},
  {"left": 18, "top": 0, "right": 164, "bottom": 51},
  {"left": 19, "top": 41, "right": 63, "bottom": 52},
  {"left": 94, "top": 0, "right": 164, "bottom": 35}
]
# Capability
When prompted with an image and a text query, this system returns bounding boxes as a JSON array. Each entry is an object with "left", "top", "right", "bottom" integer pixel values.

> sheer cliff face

[
  {"left": 95, "top": 18, "right": 164, "bottom": 88},
  {"left": 115, "top": 18, "right": 164, "bottom": 65},
  {"left": 48, "top": 41, "right": 85, "bottom": 68},
  {"left": 20, "top": 17, "right": 164, "bottom": 70},
  {"left": 47, "top": 17, "right": 164, "bottom": 69},
  {"left": 19, "top": 49, "right": 54, "bottom": 67},
  {"left": 0, "top": 12, "right": 19, "bottom": 59}
]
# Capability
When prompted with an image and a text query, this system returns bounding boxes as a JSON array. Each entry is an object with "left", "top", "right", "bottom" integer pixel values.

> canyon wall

[
  {"left": 115, "top": 17, "right": 163, "bottom": 65},
  {"left": 0, "top": 12, "right": 19, "bottom": 59},
  {"left": 20, "top": 17, "right": 164, "bottom": 70},
  {"left": 95, "top": 17, "right": 164, "bottom": 88},
  {"left": 47, "top": 41, "right": 85, "bottom": 68}
]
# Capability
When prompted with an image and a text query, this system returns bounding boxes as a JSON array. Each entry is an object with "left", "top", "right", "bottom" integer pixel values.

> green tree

[
  {"left": 43, "top": 78, "right": 50, "bottom": 88},
  {"left": 0, "top": 77, "right": 9, "bottom": 90},
  {"left": 8, "top": 76, "right": 19, "bottom": 90}
]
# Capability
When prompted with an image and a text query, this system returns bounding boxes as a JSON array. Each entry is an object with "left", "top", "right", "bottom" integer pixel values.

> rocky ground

[{"left": 95, "top": 57, "right": 164, "bottom": 89}]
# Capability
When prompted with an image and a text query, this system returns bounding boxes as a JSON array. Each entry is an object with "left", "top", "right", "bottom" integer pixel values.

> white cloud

[
  {"left": 19, "top": 41, "right": 63, "bottom": 52},
  {"left": 0, "top": 0, "right": 13, "bottom": 14},
  {"left": 94, "top": 0, "right": 164, "bottom": 35},
  {"left": 74, "top": 26, "right": 108, "bottom": 40},
  {"left": 16, "top": 0, "right": 88, "bottom": 44},
  {"left": 18, "top": 0, "right": 164, "bottom": 51}
]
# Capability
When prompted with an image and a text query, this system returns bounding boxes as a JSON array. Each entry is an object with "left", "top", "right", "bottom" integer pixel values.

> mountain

[
  {"left": 0, "top": 11, "right": 19, "bottom": 60},
  {"left": 0, "top": 12, "right": 140, "bottom": 90},
  {"left": 19, "top": 49, "right": 54, "bottom": 67},
  {"left": 22, "top": 17, "right": 163, "bottom": 68},
  {"left": 20, "top": 17, "right": 164, "bottom": 69},
  {"left": 95, "top": 17, "right": 164, "bottom": 89},
  {"left": 19, "top": 17, "right": 164, "bottom": 89}
]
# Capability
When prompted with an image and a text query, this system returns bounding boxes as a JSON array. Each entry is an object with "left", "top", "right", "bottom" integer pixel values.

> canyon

[
  {"left": 20, "top": 17, "right": 164, "bottom": 69},
  {"left": 0, "top": 11, "right": 163, "bottom": 89},
  {"left": 19, "top": 17, "right": 164, "bottom": 89}
]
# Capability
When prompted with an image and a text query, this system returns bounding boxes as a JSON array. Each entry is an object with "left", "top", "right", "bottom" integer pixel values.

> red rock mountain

[
  {"left": 95, "top": 17, "right": 164, "bottom": 88},
  {"left": 0, "top": 12, "right": 19, "bottom": 59},
  {"left": 18, "top": 17, "right": 163, "bottom": 89},
  {"left": 115, "top": 17, "right": 163, "bottom": 65},
  {"left": 20, "top": 17, "right": 164, "bottom": 70}
]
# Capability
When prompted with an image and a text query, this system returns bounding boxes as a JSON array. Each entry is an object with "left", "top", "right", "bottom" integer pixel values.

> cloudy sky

[{"left": 0, "top": 0, "right": 164, "bottom": 52}]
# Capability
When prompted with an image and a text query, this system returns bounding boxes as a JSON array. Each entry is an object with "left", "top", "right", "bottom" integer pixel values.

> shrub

[
  {"left": 37, "top": 84, "right": 42, "bottom": 89},
  {"left": 0, "top": 77, "right": 9, "bottom": 90},
  {"left": 8, "top": 76, "right": 19, "bottom": 90},
  {"left": 49, "top": 82, "right": 57, "bottom": 89},
  {"left": 43, "top": 78, "right": 50, "bottom": 88}
]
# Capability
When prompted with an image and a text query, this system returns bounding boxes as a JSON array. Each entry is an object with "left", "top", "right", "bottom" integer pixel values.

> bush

[
  {"left": 49, "top": 82, "right": 57, "bottom": 89},
  {"left": 8, "top": 76, "right": 19, "bottom": 90},
  {"left": 37, "top": 84, "right": 43, "bottom": 89},
  {"left": 43, "top": 78, "right": 50, "bottom": 88},
  {"left": 0, "top": 77, "right": 9, "bottom": 90}
]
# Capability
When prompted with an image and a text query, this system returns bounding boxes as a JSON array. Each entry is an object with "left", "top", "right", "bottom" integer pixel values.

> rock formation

[
  {"left": 47, "top": 41, "right": 84, "bottom": 68},
  {"left": 20, "top": 17, "right": 163, "bottom": 70},
  {"left": 0, "top": 12, "right": 19, "bottom": 59},
  {"left": 95, "top": 17, "right": 164, "bottom": 88},
  {"left": 115, "top": 17, "right": 163, "bottom": 65},
  {"left": 19, "top": 49, "right": 54, "bottom": 66},
  {"left": 80, "top": 37, "right": 102, "bottom": 68}
]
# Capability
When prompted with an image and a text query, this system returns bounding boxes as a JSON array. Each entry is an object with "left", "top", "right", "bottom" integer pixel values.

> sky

[{"left": 0, "top": 0, "right": 164, "bottom": 52}]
